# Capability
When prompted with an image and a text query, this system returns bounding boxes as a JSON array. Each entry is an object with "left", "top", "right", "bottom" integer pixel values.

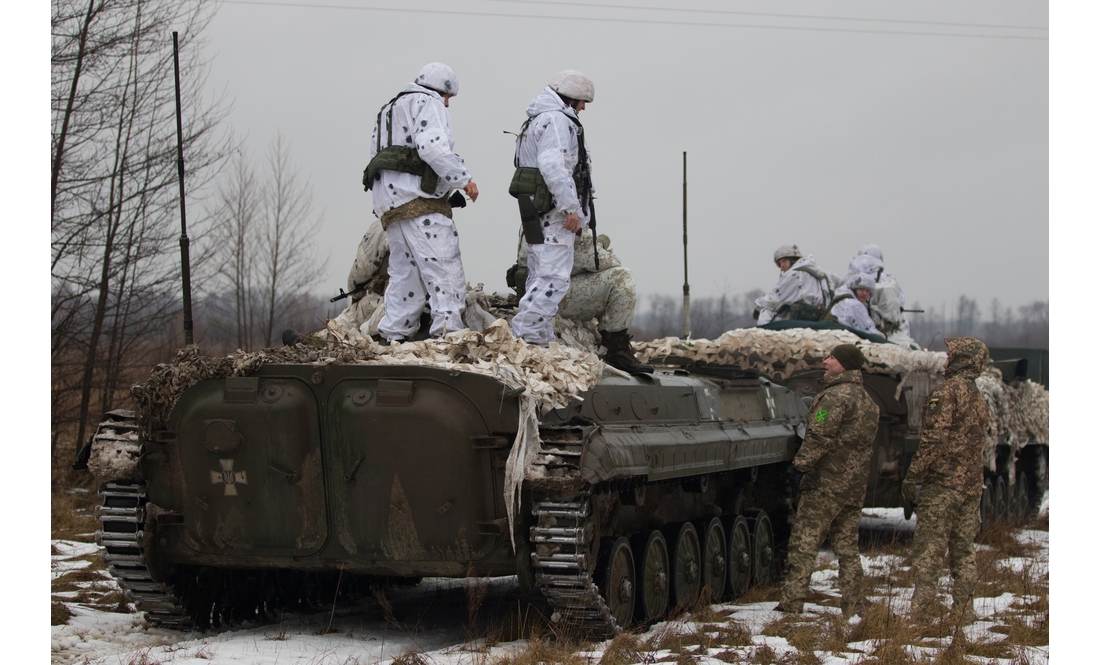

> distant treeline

[{"left": 631, "top": 291, "right": 1049, "bottom": 352}]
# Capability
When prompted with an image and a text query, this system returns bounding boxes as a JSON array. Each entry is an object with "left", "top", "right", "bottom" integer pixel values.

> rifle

[
  {"left": 330, "top": 282, "right": 368, "bottom": 303},
  {"left": 587, "top": 195, "right": 599, "bottom": 270},
  {"left": 572, "top": 115, "right": 598, "bottom": 270},
  {"left": 901, "top": 307, "right": 925, "bottom": 314}
]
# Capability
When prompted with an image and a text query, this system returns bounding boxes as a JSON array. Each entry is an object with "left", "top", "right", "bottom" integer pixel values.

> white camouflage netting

[
  {"left": 86, "top": 423, "right": 141, "bottom": 481},
  {"left": 633, "top": 328, "right": 1048, "bottom": 471}
]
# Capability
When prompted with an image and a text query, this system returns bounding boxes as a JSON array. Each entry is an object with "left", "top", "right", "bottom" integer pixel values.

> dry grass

[
  {"left": 491, "top": 636, "right": 590, "bottom": 665},
  {"left": 973, "top": 548, "right": 1048, "bottom": 602},
  {"left": 598, "top": 632, "right": 646, "bottom": 665},
  {"left": 51, "top": 484, "right": 99, "bottom": 541},
  {"left": 391, "top": 651, "right": 431, "bottom": 665},
  {"left": 52, "top": 601, "right": 73, "bottom": 625},
  {"left": 737, "top": 584, "right": 781, "bottom": 604},
  {"left": 760, "top": 611, "right": 852, "bottom": 656},
  {"left": 990, "top": 614, "right": 1049, "bottom": 647}
]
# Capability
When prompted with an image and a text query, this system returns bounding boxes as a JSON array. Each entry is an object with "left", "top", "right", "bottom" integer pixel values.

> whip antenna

[
  {"left": 681, "top": 151, "right": 690, "bottom": 339},
  {"left": 172, "top": 31, "right": 195, "bottom": 346}
]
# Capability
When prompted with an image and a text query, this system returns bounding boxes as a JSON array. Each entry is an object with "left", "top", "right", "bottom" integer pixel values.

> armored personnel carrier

[
  {"left": 635, "top": 324, "right": 1050, "bottom": 527},
  {"left": 82, "top": 321, "right": 808, "bottom": 636}
]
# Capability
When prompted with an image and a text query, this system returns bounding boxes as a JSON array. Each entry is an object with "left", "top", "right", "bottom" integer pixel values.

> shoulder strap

[
  {"left": 376, "top": 90, "right": 433, "bottom": 153},
  {"left": 828, "top": 293, "right": 854, "bottom": 311},
  {"left": 514, "top": 117, "right": 534, "bottom": 168},
  {"left": 793, "top": 265, "right": 834, "bottom": 306}
]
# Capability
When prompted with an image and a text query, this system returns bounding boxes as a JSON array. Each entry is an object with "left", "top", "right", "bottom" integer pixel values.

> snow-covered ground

[{"left": 51, "top": 506, "right": 1048, "bottom": 665}]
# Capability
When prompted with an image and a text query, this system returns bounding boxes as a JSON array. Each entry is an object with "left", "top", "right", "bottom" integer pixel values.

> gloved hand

[
  {"left": 901, "top": 476, "right": 921, "bottom": 504},
  {"left": 787, "top": 466, "right": 805, "bottom": 493},
  {"left": 447, "top": 190, "right": 467, "bottom": 208}
]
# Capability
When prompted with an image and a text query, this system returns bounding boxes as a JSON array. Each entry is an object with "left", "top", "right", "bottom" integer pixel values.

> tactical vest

[
  {"left": 362, "top": 91, "right": 441, "bottom": 194},
  {"left": 508, "top": 110, "right": 591, "bottom": 214},
  {"left": 789, "top": 265, "right": 836, "bottom": 321}
]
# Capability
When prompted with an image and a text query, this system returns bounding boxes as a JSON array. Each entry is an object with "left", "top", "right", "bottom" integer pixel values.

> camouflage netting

[
  {"left": 634, "top": 328, "right": 1049, "bottom": 472},
  {"left": 86, "top": 421, "right": 141, "bottom": 481}
]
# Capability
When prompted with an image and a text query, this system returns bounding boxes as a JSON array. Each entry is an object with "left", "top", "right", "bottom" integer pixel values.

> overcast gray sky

[{"left": 199, "top": 0, "right": 1048, "bottom": 313}]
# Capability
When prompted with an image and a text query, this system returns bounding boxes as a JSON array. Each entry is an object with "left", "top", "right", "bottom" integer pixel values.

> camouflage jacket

[
  {"left": 908, "top": 337, "right": 992, "bottom": 496},
  {"left": 794, "top": 369, "right": 880, "bottom": 506}
]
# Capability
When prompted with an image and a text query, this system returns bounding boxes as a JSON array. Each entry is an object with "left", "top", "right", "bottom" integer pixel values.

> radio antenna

[
  {"left": 172, "top": 31, "right": 195, "bottom": 346},
  {"left": 681, "top": 151, "right": 690, "bottom": 339}
]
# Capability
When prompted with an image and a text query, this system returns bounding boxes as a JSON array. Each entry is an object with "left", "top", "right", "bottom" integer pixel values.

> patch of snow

[
  {"left": 52, "top": 539, "right": 100, "bottom": 559},
  {"left": 975, "top": 592, "right": 1017, "bottom": 617}
]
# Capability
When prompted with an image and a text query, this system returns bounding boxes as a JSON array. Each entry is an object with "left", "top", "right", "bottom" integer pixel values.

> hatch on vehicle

[
  {"left": 167, "top": 376, "right": 328, "bottom": 557},
  {"left": 326, "top": 378, "right": 499, "bottom": 563}
]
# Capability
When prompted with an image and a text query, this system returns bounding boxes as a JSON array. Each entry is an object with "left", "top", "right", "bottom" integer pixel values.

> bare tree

[
  {"left": 206, "top": 148, "right": 262, "bottom": 350},
  {"left": 205, "top": 134, "right": 326, "bottom": 351},
  {"left": 257, "top": 133, "right": 326, "bottom": 347},
  {"left": 51, "top": 0, "right": 232, "bottom": 454}
]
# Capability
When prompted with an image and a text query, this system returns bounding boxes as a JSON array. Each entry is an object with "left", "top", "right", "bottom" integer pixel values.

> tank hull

[{"left": 93, "top": 362, "right": 808, "bottom": 633}]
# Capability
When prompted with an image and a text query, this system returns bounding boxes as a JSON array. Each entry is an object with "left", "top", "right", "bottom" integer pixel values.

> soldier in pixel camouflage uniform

[
  {"left": 903, "top": 336, "right": 992, "bottom": 622},
  {"left": 776, "top": 344, "right": 880, "bottom": 617}
]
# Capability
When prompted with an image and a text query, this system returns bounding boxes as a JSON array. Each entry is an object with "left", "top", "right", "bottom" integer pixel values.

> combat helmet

[
  {"left": 415, "top": 62, "right": 459, "bottom": 96},
  {"left": 549, "top": 70, "right": 595, "bottom": 102},
  {"left": 773, "top": 244, "right": 803, "bottom": 267}
]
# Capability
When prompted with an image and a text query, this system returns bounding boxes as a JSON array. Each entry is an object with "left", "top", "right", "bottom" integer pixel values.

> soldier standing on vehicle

[
  {"left": 754, "top": 245, "right": 838, "bottom": 324},
  {"left": 508, "top": 70, "right": 596, "bottom": 347},
  {"left": 903, "top": 337, "right": 992, "bottom": 623},
  {"left": 776, "top": 344, "right": 879, "bottom": 618},
  {"left": 363, "top": 62, "right": 479, "bottom": 343}
]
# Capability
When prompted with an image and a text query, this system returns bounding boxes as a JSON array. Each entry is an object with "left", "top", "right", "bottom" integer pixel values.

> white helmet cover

[
  {"left": 549, "top": 69, "right": 595, "bottom": 102},
  {"left": 415, "top": 62, "right": 459, "bottom": 96},
  {"left": 773, "top": 244, "right": 803, "bottom": 266},
  {"left": 846, "top": 273, "right": 876, "bottom": 291},
  {"left": 858, "top": 244, "right": 883, "bottom": 262}
]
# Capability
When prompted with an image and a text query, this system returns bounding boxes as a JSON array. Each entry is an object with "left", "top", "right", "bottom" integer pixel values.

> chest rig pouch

[
  {"left": 508, "top": 111, "right": 591, "bottom": 245},
  {"left": 363, "top": 91, "right": 441, "bottom": 194}
]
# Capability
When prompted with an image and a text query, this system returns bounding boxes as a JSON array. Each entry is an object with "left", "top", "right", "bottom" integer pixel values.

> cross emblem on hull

[{"left": 210, "top": 459, "right": 248, "bottom": 496}]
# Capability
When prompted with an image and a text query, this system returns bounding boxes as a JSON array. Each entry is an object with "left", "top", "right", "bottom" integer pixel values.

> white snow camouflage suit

[
  {"left": 848, "top": 251, "right": 913, "bottom": 345},
  {"left": 754, "top": 254, "right": 834, "bottom": 325},
  {"left": 368, "top": 82, "right": 472, "bottom": 341},
  {"left": 829, "top": 285, "right": 883, "bottom": 336},
  {"left": 509, "top": 87, "right": 592, "bottom": 345}
]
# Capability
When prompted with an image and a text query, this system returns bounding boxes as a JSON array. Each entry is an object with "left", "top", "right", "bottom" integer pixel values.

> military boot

[
  {"left": 600, "top": 329, "right": 654, "bottom": 375},
  {"left": 282, "top": 328, "right": 304, "bottom": 346}
]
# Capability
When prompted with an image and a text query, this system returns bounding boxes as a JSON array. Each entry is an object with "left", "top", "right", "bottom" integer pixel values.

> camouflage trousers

[
  {"left": 558, "top": 266, "right": 637, "bottom": 333},
  {"left": 780, "top": 489, "right": 864, "bottom": 614},
  {"left": 910, "top": 483, "right": 981, "bottom": 616}
]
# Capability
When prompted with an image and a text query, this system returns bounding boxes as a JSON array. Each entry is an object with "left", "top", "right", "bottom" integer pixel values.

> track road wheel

[
  {"left": 698, "top": 517, "right": 727, "bottom": 602},
  {"left": 749, "top": 510, "right": 775, "bottom": 587},
  {"left": 726, "top": 515, "right": 752, "bottom": 599},
  {"left": 666, "top": 522, "right": 701, "bottom": 609},
  {"left": 1014, "top": 471, "right": 1032, "bottom": 522},
  {"left": 993, "top": 475, "right": 1008, "bottom": 522},
  {"left": 980, "top": 479, "right": 994, "bottom": 529},
  {"left": 634, "top": 530, "right": 669, "bottom": 621},
  {"left": 596, "top": 537, "right": 635, "bottom": 629}
]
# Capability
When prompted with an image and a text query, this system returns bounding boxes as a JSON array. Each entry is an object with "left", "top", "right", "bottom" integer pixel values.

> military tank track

[
  {"left": 528, "top": 425, "right": 622, "bottom": 637},
  {"left": 530, "top": 495, "right": 621, "bottom": 637},
  {"left": 95, "top": 481, "right": 193, "bottom": 628}
]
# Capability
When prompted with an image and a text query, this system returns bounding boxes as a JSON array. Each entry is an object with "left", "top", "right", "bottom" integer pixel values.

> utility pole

[{"left": 681, "top": 151, "right": 690, "bottom": 339}]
